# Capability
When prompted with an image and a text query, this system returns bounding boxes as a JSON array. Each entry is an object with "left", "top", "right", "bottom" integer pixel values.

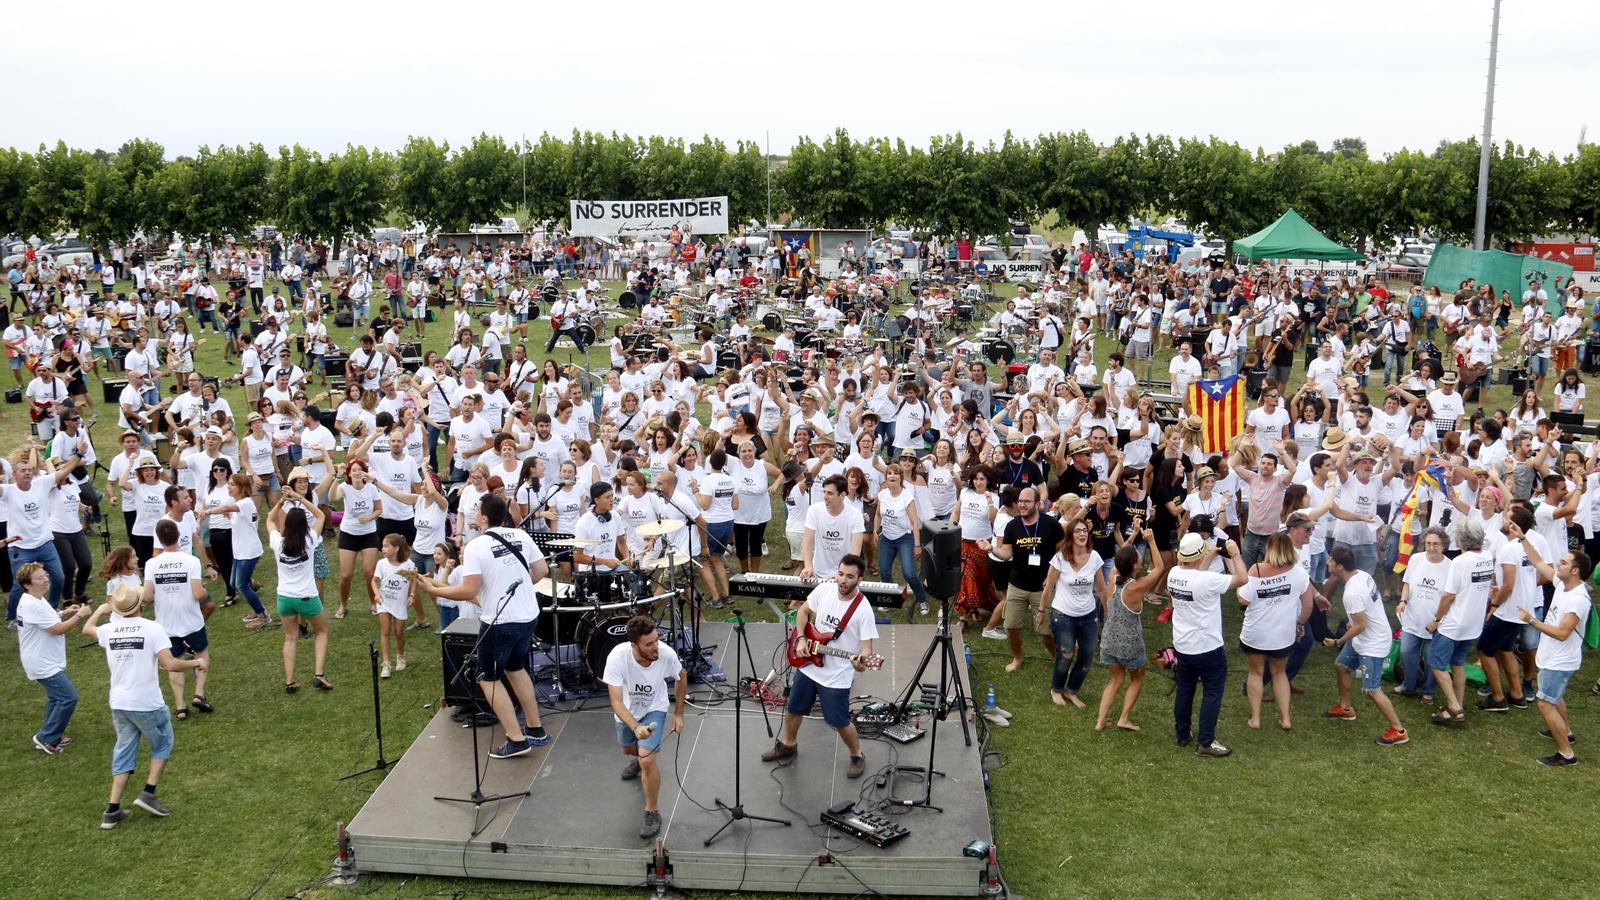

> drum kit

[{"left": 531, "top": 520, "right": 707, "bottom": 696}]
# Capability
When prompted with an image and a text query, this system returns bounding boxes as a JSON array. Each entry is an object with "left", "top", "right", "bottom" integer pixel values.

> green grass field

[{"left": 1, "top": 274, "right": 1594, "bottom": 899}]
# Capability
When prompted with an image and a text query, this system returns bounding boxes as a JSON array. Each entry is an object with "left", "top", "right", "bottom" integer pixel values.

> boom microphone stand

[
  {"left": 651, "top": 488, "right": 713, "bottom": 679},
  {"left": 434, "top": 577, "right": 533, "bottom": 812},
  {"left": 339, "top": 641, "right": 390, "bottom": 781},
  {"left": 703, "top": 608, "right": 790, "bottom": 846}
]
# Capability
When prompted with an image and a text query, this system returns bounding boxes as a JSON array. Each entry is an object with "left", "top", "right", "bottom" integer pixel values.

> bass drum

[
  {"left": 574, "top": 322, "right": 597, "bottom": 347},
  {"left": 578, "top": 613, "right": 632, "bottom": 681},
  {"left": 618, "top": 289, "right": 639, "bottom": 309},
  {"left": 761, "top": 311, "right": 783, "bottom": 332},
  {"left": 984, "top": 338, "right": 1015, "bottom": 364}
]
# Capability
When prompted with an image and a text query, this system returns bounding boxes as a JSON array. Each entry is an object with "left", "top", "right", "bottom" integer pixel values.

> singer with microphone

[
  {"left": 602, "top": 613, "right": 685, "bottom": 840},
  {"left": 412, "top": 494, "right": 553, "bottom": 759}
]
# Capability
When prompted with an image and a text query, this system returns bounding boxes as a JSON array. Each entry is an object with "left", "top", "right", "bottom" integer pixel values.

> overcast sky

[{"left": 13, "top": 0, "right": 1598, "bottom": 160}]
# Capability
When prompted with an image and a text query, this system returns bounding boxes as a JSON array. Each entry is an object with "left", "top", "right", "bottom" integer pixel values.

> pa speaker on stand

[{"left": 919, "top": 519, "right": 961, "bottom": 608}]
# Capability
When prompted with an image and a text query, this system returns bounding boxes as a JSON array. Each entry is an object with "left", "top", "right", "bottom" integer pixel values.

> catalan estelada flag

[
  {"left": 1187, "top": 375, "right": 1245, "bottom": 454},
  {"left": 1393, "top": 457, "right": 1447, "bottom": 574}
]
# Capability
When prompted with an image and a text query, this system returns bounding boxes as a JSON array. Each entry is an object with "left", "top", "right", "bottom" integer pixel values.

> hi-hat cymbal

[
  {"left": 636, "top": 520, "right": 685, "bottom": 537},
  {"left": 641, "top": 552, "right": 691, "bottom": 571},
  {"left": 547, "top": 537, "right": 601, "bottom": 547}
]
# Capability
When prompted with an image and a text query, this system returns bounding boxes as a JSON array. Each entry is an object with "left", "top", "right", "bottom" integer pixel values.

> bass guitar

[{"left": 785, "top": 621, "right": 885, "bottom": 670}]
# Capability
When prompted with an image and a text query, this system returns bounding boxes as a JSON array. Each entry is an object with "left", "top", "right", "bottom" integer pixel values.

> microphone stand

[
  {"left": 339, "top": 641, "right": 390, "bottom": 781},
  {"left": 702, "top": 607, "right": 790, "bottom": 846},
  {"left": 435, "top": 573, "right": 533, "bottom": 812},
  {"left": 652, "top": 488, "right": 710, "bottom": 679}
]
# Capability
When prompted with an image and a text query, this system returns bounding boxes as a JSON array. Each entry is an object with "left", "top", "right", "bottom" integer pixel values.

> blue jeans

[
  {"left": 1174, "top": 647, "right": 1227, "bottom": 746},
  {"left": 7, "top": 542, "right": 64, "bottom": 620},
  {"left": 423, "top": 421, "right": 444, "bottom": 472},
  {"left": 1308, "top": 550, "right": 1329, "bottom": 584},
  {"left": 878, "top": 533, "right": 927, "bottom": 607},
  {"left": 1050, "top": 610, "right": 1100, "bottom": 694},
  {"left": 1332, "top": 541, "right": 1378, "bottom": 577},
  {"left": 232, "top": 556, "right": 265, "bottom": 617},
  {"left": 1382, "top": 350, "right": 1403, "bottom": 386},
  {"left": 35, "top": 670, "right": 78, "bottom": 746},
  {"left": 1284, "top": 625, "right": 1315, "bottom": 682},
  {"left": 111, "top": 707, "right": 174, "bottom": 775},
  {"left": 439, "top": 605, "right": 460, "bottom": 630},
  {"left": 1398, "top": 631, "right": 1432, "bottom": 695},
  {"left": 1242, "top": 530, "right": 1271, "bottom": 569}
]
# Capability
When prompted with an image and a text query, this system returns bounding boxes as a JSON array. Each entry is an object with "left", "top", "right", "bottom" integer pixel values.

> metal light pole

[
  {"left": 765, "top": 129, "right": 772, "bottom": 229},
  {"left": 1473, "top": 0, "right": 1502, "bottom": 251}
]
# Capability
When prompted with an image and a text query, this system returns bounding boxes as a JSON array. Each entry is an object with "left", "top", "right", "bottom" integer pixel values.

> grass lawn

[{"left": 1, "top": 274, "right": 1594, "bottom": 899}]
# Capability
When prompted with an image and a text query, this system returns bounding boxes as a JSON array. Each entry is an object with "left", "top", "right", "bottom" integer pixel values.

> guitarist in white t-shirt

[{"left": 760, "top": 554, "right": 879, "bottom": 780}]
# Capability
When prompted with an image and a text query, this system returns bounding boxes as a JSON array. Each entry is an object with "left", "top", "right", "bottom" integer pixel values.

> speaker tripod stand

[{"left": 888, "top": 592, "right": 971, "bottom": 812}]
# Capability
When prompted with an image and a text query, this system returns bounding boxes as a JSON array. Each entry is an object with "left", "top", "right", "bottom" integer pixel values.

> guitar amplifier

[
  {"left": 103, "top": 379, "right": 128, "bottom": 405},
  {"left": 441, "top": 618, "right": 484, "bottom": 707},
  {"left": 4, "top": 388, "right": 19, "bottom": 404},
  {"left": 334, "top": 310, "right": 354, "bottom": 328}
]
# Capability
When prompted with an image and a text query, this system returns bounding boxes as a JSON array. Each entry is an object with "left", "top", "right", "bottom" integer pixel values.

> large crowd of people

[{"left": 6, "top": 225, "right": 1600, "bottom": 831}]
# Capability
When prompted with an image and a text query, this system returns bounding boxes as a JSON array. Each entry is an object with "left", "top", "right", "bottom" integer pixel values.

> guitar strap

[{"left": 820, "top": 589, "right": 866, "bottom": 645}]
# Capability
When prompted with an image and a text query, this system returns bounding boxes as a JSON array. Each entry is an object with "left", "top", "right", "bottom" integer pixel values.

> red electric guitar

[{"left": 785, "top": 621, "right": 885, "bottom": 670}]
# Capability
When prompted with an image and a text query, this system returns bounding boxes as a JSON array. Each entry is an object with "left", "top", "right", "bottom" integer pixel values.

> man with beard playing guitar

[{"left": 760, "top": 554, "right": 881, "bottom": 779}]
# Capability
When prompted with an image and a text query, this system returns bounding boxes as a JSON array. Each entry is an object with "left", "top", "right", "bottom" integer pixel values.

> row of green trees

[{"left": 2, "top": 130, "right": 1597, "bottom": 251}]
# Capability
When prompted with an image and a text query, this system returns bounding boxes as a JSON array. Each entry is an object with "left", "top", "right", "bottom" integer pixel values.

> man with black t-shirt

[
  {"left": 998, "top": 431, "right": 1045, "bottom": 497},
  {"left": 992, "top": 487, "right": 1065, "bottom": 673},
  {"left": 1057, "top": 438, "right": 1098, "bottom": 500}
]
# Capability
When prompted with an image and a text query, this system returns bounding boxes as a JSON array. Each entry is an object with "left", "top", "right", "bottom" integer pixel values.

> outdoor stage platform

[{"left": 346, "top": 621, "right": 995, "bottom": 896}]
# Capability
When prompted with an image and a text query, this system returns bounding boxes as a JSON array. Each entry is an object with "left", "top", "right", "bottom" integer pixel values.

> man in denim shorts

[
  {"left": 84, "top": 584, "right": 207, "bottom": 829},
  {"left": 759, "top": 555, "right": 878, "bottom": 780},
  {"left": 1322, "top": 548, "right": 1408, "bottom": 746},
  {"left": 1511, "top": 531, "right": 1590, "bottom": 767},
  {"left": 602, "top": 614, "right": 686, "bottom": 839}
]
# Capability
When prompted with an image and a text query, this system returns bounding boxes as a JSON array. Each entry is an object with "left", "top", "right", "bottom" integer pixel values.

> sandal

[
  {"left": 220, "top": 598, "right": 237, "bottom": 608},
  {"left": 285, "top": 681, "right": 300, "bottom": 694},
  {"left": 313, "top": 674, "right": 334, "bottom": 691},
  {"left": 175, "top": 707, "right": 190, "bottom": 721},
  {"left": 332, "top": 608, "right": 347, "bottom": 620},
  {"left": 1430, "top": 709, "right": 1454, "bottom": 725},
  {"left": 191, "top": 696, "right": 213, "bottom": 714}
]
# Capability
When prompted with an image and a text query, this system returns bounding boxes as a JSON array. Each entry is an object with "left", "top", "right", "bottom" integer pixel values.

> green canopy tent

[{"left": 1233, "top": 208, "right": 1365, "bottom": 262}]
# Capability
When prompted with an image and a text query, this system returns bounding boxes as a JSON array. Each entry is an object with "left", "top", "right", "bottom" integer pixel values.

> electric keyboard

[
  {"left": 821, "top": 803, "right": 910, "bottom": 848},
  {"left": 729, "top": 573, "right": 907, "bottom": 608}
]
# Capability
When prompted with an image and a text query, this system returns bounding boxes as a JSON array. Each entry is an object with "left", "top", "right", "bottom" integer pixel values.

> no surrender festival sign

[{"left": 569, "top": 196, "right": 729, "bottom": 237}]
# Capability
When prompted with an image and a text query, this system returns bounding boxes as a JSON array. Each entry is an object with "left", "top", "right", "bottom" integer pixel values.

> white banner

[
  {"left": 568, "top": 196, "right": 729, "bottom": 237},
  {"left": 996, "top": 259, "right": 1048, "bottom": 281},
  {"left": 1572, "top": 271, "right": 1600, "bottom": 293}
]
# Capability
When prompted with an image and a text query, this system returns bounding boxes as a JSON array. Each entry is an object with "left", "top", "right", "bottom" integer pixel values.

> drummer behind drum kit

[{"left": 527, "top": 520, "right": 721, "bottom": 701}]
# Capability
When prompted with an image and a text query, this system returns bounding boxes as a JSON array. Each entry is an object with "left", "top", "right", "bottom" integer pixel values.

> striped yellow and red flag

[{"left": 1186, "top": 374, "right": 1246, "bottom": 455}]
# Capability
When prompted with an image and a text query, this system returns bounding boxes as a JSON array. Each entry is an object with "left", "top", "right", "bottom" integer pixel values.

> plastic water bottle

[
  {"left": 964, "top": 642, "right": 972, "bottom": 667},
  {"left": 986, "top": 684, "right": 997, "bottom": 712}
]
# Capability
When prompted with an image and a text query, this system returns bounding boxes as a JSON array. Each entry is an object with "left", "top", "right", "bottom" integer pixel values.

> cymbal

[
  {"left": 547, "top": 537, "right": 601, "bottom": 548},
  {"left": 636, "top": 520, "right": 685, "bottom": 537},
  {"left": 532, "top": 577, "right": 574, "bottom": 595}
]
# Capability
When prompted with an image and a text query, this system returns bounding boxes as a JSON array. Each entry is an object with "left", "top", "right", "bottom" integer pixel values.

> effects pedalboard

[{"left": 821, "top": 800, "right": 911, "bottom": 848}]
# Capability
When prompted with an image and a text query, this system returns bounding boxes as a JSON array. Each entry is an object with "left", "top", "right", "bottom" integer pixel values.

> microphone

[{"left": 652, "top": 487, "right": 668, "bottom": 497}]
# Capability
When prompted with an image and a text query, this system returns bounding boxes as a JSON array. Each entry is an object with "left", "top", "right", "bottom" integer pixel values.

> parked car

[
  {"left": 1009, "top": 233, "right": 1050, "bottom": 260},
  {"left": 35, "top": 238, "right": 96, "bottom": 268},
  {"left": 1394, "top": 243, "right": 1434, "bottom": 270},
  {"left": 470, "top": 217, "right": 521, "bottom": 234}
]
